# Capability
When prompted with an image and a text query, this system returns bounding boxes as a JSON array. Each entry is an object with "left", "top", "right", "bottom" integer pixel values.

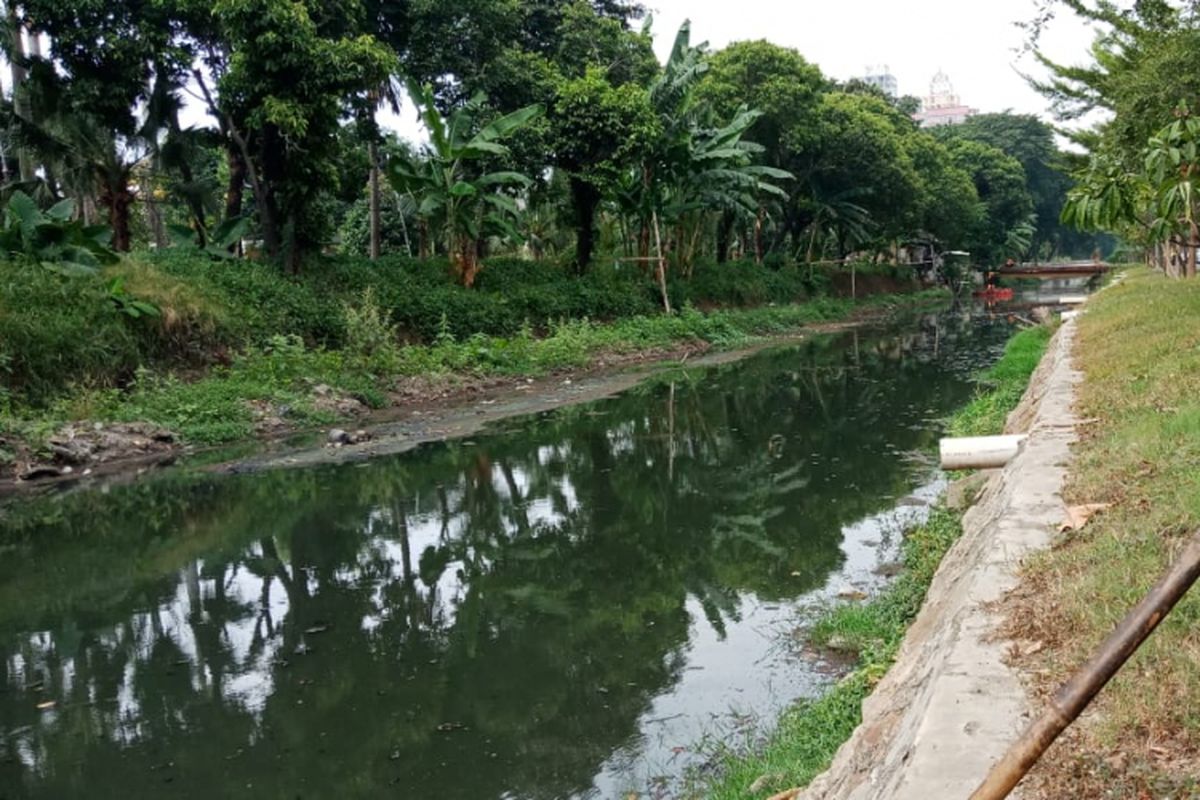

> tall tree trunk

[
  {"left": 100, "top": 179, "right": 134, "bottom": 252},
  {"left": 194, "top": 69, "right": 279, "bottom": 259},
  {"left": 716, "top": 211, "right": 732, "bottom": 264},
  {"left": 259, "top": 124, "right": 287, "bottom": 266},
  {"left": 224, "top": 142, "right": 246, "bottom": 221},
  {"left": 223, "top": 141, "right": 246, "bottom": 255},
  {"left": 753, "top": 207, "right": 764, "bottom": 265},
  {"left": 368, "top": 139, "right": 382, "bottom": 260},
  {"left": 569, "top": 176, "right": 600, "bottom": 274},
  {"left": 418, "top": 220, "right": 430, "bottom": 258},
  {"left": 7, "top": 4, "right": 34, "bottom": 184},
  {"left": 1190, "top": 223, "right": 1199, "bottom": 279},
  {"left": 396, "top": 194, "right": 412, "bottom": 257},
  {"left": 141, "top": 174, "right": 167, "bottom": 249}
]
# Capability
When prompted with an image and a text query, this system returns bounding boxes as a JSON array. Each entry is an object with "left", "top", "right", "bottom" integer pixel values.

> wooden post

[{"left": 652, "top": 210, "right": 671, "bottom": 315}]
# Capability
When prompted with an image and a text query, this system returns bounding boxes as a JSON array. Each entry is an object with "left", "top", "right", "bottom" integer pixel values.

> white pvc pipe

[
  {"left": 1058, "top": 295, "right": 1088, "bottom": 305},
  {"left": 940, "top": 435, "right": 1027, "bottom": 470}
]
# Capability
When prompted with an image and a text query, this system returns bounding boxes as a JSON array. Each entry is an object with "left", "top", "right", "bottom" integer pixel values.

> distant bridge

[{"left": 996, "top": 261, "right": 1110, "bottom": 279}]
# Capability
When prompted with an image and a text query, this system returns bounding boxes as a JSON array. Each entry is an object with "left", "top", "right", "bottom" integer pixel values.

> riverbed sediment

[{"left": 799, "top": 316, "right": 1081, "bottom": 799}]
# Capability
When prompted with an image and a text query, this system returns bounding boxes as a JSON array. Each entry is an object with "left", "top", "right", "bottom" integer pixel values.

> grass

[
  {"left": 1, "top": 288, "right": 948, "bottom": 449},
  {"left": 693, "top": 316, "right": 1055, "bottom": 799},
  {"left": 947, "top": 323, "right": 1053, "bottom": 437},
  {"left": 694, "top": 508, "right": 965, "bottom": 799},
  {"left": 1007, "top": 267, "right": 1200, "bottom": 797},
  {"left": 1, "top": 250, "right": 924, "bottom": 407}
]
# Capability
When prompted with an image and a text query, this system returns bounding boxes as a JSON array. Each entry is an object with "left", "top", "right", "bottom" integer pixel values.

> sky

[
  {"left": 379, "top": 0, "right": 1103, "bottom": 142},
  {"left": 642, "top": 0, "right": 1099, "bottom": 113}
]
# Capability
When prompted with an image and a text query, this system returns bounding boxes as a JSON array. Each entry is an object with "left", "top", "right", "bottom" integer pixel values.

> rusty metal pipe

[{"left": 970, "top": 529, "right": 1200, "bottom": 800}]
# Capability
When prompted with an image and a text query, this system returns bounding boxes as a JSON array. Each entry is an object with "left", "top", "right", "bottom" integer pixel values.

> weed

[
  {"left": 948, "top": 324, "right": 1053, "bottom": 437},
  {"left": 342, "top": 288, "right": 402, "bottom": 374}
]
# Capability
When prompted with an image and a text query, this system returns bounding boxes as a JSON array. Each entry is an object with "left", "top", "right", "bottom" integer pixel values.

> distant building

[
  {"left": 861, "top": 65, "right": 898, "bottom": 98},
  {"left": 912, "top": 70, "right": 977, "bottom": 127}
]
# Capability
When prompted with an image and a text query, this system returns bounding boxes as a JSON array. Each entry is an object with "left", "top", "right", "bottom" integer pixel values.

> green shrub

[
  {"left": 3, "top": 249, "right": 926, "bottom": 411},
  {"left": 0, "top": 260, "right": 143, "bottom": 403},
  {"left": 342, "top": 287, "right": 402, "bottom": 373}
]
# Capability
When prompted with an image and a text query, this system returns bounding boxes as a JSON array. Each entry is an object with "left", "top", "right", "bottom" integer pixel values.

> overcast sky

[
  {"left": 379, "top": 0, "right": 1102, "bottom": 141},
  {"left": 644, "top": 0, "right": 1099, "bottom": 113}
]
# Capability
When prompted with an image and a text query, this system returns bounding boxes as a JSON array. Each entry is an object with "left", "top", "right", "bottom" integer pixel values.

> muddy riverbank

[{"left": 0, "top": 313, "right": 882, "bottom": 500}]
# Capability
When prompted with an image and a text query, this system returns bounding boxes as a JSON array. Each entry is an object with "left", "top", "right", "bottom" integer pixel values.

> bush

[
  {"left": 672, "top": 260, "right": 813, "bottom": 307},
  {"left": 4, "top": 249, "right": 901, "bottom": 409},
  {"left": 1, "top": 260, "right": 168, "bottom": 403},
  {"left": 342, "top": 287, "right": 402, "bottom": 373}
]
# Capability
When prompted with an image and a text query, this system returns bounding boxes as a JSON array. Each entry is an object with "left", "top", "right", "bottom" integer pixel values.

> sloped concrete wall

[{"left": 800, "top": 320, "right": 1080, "bottom": 800}]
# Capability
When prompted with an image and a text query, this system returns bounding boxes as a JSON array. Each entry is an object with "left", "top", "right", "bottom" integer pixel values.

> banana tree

[
  {"left": 626, "top": 23, "right": 792, "bottom": 286},
  {"left": 0, "top": 191, "right": 117, "bottom": 275},
  {"left": 663, "top": 107, "right": 792, "bottom": 274},
  {"left": 386, "top": 84, "right": 543, "bottom": 287}
]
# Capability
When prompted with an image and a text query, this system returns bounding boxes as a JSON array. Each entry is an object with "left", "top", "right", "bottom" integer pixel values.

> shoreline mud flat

[{"left": 1, "top": 319, "right": 874, "bottom": 500}]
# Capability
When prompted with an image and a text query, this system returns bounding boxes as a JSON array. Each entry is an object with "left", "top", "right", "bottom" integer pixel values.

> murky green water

[{"left": 0, "top": 310, "right": 1016, "bottom": 799}]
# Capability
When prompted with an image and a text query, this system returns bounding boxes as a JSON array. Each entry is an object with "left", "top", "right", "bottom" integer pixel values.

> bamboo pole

[
  {"left": 652, "top": 210, "right": 671, "bottom": 315},
  {"left": 970, "top": 529, "right": 1200, "bottom": 800}
]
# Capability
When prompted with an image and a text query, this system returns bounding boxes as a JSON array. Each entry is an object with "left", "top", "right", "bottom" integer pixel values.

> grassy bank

[
  {"left": 1011, "top": 268, "right": 1200, "bottom": 797},
  {"left": 0, "top": 250, "right": 945, "bottom": 467},
  {"left": 947, "top": 323, "right": 1053, "bottom": 437},
  {"left": 0, "top": 252, "right": 906, "bottom": 406},
  {"left": 694, "top": 317, "right": 1054, "bottom": 799}
]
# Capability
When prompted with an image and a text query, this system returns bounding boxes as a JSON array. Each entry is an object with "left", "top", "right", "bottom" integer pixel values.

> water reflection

[{"left": 0, "top": 313, "right": 1013, "bottom": 799}]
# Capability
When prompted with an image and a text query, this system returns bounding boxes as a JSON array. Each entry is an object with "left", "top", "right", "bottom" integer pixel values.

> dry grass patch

[{"left": 1006, "top": 267, "right": 1200, "bottom": 798}]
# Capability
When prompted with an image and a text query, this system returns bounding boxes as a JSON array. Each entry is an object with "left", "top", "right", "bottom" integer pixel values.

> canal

[{"left": 0, "top": 308, "right": 1018, "bottom": 799}]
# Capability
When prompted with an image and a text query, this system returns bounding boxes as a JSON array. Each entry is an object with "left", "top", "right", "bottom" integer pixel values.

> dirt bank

[
  {"left": 799, "top": 318, "right": 1082, "bottom": 799},
  {"left": 0, "top": 316, "right": 879, "bottom": 499}
]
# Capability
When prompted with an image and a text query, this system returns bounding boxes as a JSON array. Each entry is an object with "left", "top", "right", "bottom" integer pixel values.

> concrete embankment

[{"left": 800, "top": 318, "right": 1081, "bottom": 799}]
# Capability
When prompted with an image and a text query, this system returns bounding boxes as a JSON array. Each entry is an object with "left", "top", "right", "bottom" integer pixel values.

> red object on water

[{"left": 973, "top": 287, "right": 1014, "bottom": 300}]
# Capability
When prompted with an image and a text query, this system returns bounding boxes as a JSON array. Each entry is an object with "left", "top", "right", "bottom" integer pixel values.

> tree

[
  {"left": 1029, "top": 1, "right": 1200, "bottom": 269},
  {"left": 696, "top": 40, "right": 826, "bottom": 258},
  {"left": 1030, "top": 2, "right": 1200, "bottom": 165},
  {"left": 806, "top": 92, "right": 922, "bottom": 252},
  {"left": 549, "top": 68, "right": 657, "bottom": 272},
  {"left": 10, "top": 0, "right": 189, "bottom": 249},
  {"left": 206, "top": 0, "right": 395, "bottom": 272},
  {"left": 1144, "top": 106, "right": 1200, "bottom": 277},
  {"left": 936, "top": 113, "right": 1076, "bottom": 258},
  {"left": 905, "top": 133, "right": 981, "bottom": 253},
  {"left": 387, "top": 84, "right": 543, "bottom": 286},
  {"left": 945, "top": 139, "right": 1034, "bottom": 265},
  {"left": 623, "top": 22, "right": 791, "bottom": 298}
]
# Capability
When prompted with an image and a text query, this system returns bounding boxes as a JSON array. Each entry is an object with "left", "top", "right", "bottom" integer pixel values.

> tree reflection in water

[{"left": 0, "top": 312, "right": 1013, "bottom": 799}]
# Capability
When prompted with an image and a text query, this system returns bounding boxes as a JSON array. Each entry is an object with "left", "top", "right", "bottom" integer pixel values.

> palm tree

[
  {"left": 803, "top": 189, "right": 876, "bottom": 266},
  {"left": 386, "top": 83, "right": 543, "bottom": 287},
  {"left": 4, "top": 61, "right": 181, "bottom": 251}
]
